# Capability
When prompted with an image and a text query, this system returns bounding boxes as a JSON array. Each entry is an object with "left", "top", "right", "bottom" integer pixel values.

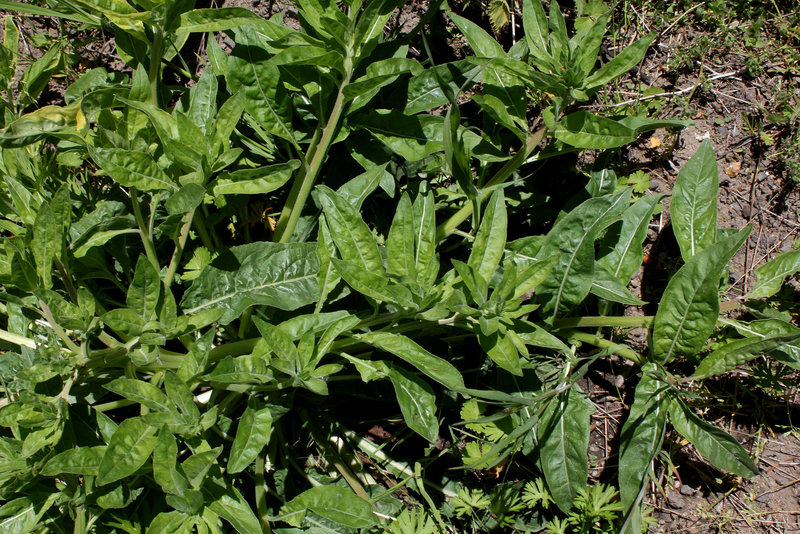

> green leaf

[
  {"left": 349, "top": 110, "right": 443, "bottom": 161},
  {"left": 537, "top": 189, "right": 631, "bottom": 319},
  {"left": 332, "top": 258, "right": 415, "bottom": 307},
  {"left": 152, "top": 431, "right": 189, "bottom": 496},
  {"left": 671, "top": 140, "right": 718, "bottom": 260},
  {"left": 389, "top": 366, "right": 439, "bottom": 443},
  {"left": 181, "top": 242, "right": 319, "bottom": 325},
  {"left": 522, "top": 0, "right": 551, "bottom": 60},
  {"left": 212, "top": 91, "right": 244, "bottom": 156},
  {"left": 477, "top": 329, "right": 522, "bottom": 376},
  {"left": 574, "top": 12, "right": 610, "bottom": 76},
  {"left": 652, "top": 227, "right": 750, "bottom": 362},
  {"left": 31, "top": 201, "right": 60, "bottom": 288},
  {"left": 538, "top": 388, "right": 593, "bottom": 513},
  {"left": 554, "top": 111, "right": 637, "bottom": 149},
  {"left": 97, "top": 417, "right": 159, "bottom": 486},
  {"left": 20, "top": 45, "right": 60, "bottom": 103},
  {"left": 0, "top": 498, "right": 36, "bottom": 534},
  {"left": 316, "top": 216, "right": 340, "bottom": 307},
  {"left": 41, "top": 446, "right": 106, "bottom": 476},
  {"left": 725, "top": 319, "right": 800, "bottom": 370},
  {"left": 598, "top": 194, "right": 664, "bottom": 282},
  {"left": 213, "top": 161, "right": 299, "bottom": 196},
  {"left": 615, "top": 116, "right": 693, "bottom": 133},
  {"left": 163, "top": 372, "right": 200, "bottom": 419},
  {"left": 73, "top": 229, "right": 138, "bottom": 258},
  {"left": 692, "top": 332, "right": 800, "bottom": 379},
  {"left": 0, "top": 103, "right": 81, "bottom": 147},
  {"left": 165, "top": 183, "right": 205, "bottom": 215},
  {"left": 127, "top": 255, "right": 161, "bottom": 320},
  {"left": 228, "top": 400, "right": 273, "bottom": 474},
  {"left": 104, "top": 377, "right": 173, "bottom": 413},
  {"left": 177, "top": 7, "right": 265, "bottom": 32},
  {"left": 205, "top": 483, "right": 262, "bottom": 534},
  {"left": 412, "top": 191, "right": 438, "bottom": 292},
  {"left": 280, "top": 486, "right": 375, "bottom": 529},
  {"left": 355, "top": 331, "right": 465, "bottom": 390},
  {"left": 618, "top": 366, "right": 668, "bottom": 512},
  {"left": 468, "top": 190, "right": 507, "bottom": 282},
  {"left": 748, "top": 248, "right": 800, "bottom": 299},
  {"left": 387, "top": 193, "right": 417, "bottom": 281},
  {"left": 669, "top": 399, "right": 759, "bottom": 478},
  {"left": 226, "top": 27, "right": 295, "bottom": 143},
  {"left": 403, "top": 59, "right": 481, "bottom": 114},
  {"left": 317, "top": 185, "right": 383, "bottom": 275},
  {"left": 88, "top": 146, "right": 177, "bottom": 191},
  {"left": 583, "top": 32, "right": 656, "bottom": 90},
  {"left": 447, "top": 11, "right": 505, "bottom": 57},
  {"left": 337, "top": 163, "right": 390, "bottom": 210},
  {"left": 590, "top": 264, "right": 646, "bottom": 305}
]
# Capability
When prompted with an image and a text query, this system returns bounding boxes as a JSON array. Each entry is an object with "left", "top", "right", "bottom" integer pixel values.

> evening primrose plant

[{"left": 0, "top": 0, "right": 797, "bottom": 532}]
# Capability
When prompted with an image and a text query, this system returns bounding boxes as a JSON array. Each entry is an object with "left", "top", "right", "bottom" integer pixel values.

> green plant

[{"left": 1, "top": 1, "right": 799, "bottom": 533}]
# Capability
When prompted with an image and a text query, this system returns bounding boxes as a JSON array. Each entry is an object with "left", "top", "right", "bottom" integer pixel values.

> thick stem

[
  {"left": 436, "top": 126, "right": 547, "bottom": 240},
  {"left": 148, "top": 31, "right": 164, "bottom": 106},
  {"left": 554, "top": 315, "right": 654, "bottom": 329},
  {"left": 254, "top": 454, "right": 272, "bottom": 533},
  {"left": 130, "top": 188, "right": 161, "bottom": 273},
  {"left": 564, "top": 329, "right": 643, "bottom": 365},
  {"left": 163, "top": 209, "right": 196, "bottom": 289},
  {"left": 273, "top": 56, "right": 354, "bottom": 243}
]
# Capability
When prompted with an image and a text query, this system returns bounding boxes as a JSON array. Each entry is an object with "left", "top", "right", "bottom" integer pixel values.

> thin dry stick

[{"left": 599, "top": 71, "right": 739, "bottom": 108}]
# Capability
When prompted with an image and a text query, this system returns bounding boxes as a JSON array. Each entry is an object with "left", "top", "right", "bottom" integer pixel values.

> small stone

[
  {"left": 719, "top": 125, "right": 729, "bottom": 137},
  {"left": 667, "top": 492, "right": 686, "bottom": 509},
  {"left": 679, "top": 484, "right": 696, "bottom": 496}
]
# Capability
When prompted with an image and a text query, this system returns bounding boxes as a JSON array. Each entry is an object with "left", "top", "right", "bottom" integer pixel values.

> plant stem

[
  {"left": 130, "top": 188, "right": 161, "bottom": 273},
  {"left": 273, "top": 55, "right": 354, "bottom": 243},
  {"left": 255, "top": 453, "right": 272, "bottom": 533},
  {"left": 436, "top": 126, "right": 547, "bottom": 240},
  {"left": 563, "top": 329, "right": 643, "bottom": 365},
  {"left": 164, "top": 208, "right": 196, "bottom": 289},
  {"left": 554, "top": 315, "right": 654, "bottom": 329},
  {"left": 0, "top": 327, "right": 37, "bottom": 349},
  {"left": 148, "top": 30, "right": 164, "bottom": 106}
]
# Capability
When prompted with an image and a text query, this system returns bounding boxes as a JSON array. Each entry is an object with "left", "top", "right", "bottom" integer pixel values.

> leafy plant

[{"left": 0, "top": 0, "right": 797, "bottom": 532}]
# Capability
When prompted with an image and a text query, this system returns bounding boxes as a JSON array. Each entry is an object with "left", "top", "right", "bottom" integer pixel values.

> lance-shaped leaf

[
  {"left": 671, "top": 140, "right": 718, "bottom": 260},
  {"left": 228, "top": 401, "right": 273, "bottom": 474},
  {"left": 389, "top": 366, "right": 439, "bottom": 443},
  {"left": 280, "top": 486, "right": 374, "bottom": 529},
  {"left": 538, "top": 388, "right": 593, "bottom": 513},
  {"left": 97, "top": 418, "right": 159, "bottom": 486},
  {"left": 205, "top": 482, "right": 262, "bottom": 534},
  {"left": 748, "top": 248, "right": 800, "bottom": 299},
  {"left": 212, "top": 161, "right": 299, "bottom": 196},
  {"left": 554, "top": 111, "right": 637, "bottom": 149},
  {"left": 618, "top": 366, "right": 668, "bottom": 512},
  {"left": 153, "top": 431, "right": 189, "bottom": 496},
  {"left": 522, "top": 0, "right": 551, "bottom": 62},
  {"left": 669, "top": 399, "right": 759, "bottom": 478},
  {"left": 537, "top": 189, "right": 631, "bottom": 319},
  {"left": 88, "top": 146, "right": 177, "bottom": 191},
  {"left": 355, "top": 331, "right": 464, "bottom": 390},
  {"left": 468, "top": 190, "right": 507, "bottom": 282},
  {"left": 181, "top": 242, "right": 319, "bottom": 325},
  {"left": 127, "top": 255, "right": 161, "bottom": 320},
  {"left": 413, "top": 190, "right": 438, "bottom": 291},
  {"left": 387, "top": 193, "right": 416, "bottom": 281},
  {"left": 652, "top": 227, "right": 750, "bottom": 362},
  {"left": 31, "top": 201, "right": 59, "bottom": 288},
  {"left": 477, "top": 329, "right": 522, "bottom": 376},
  {"left": 725, "top": 319, "right": 800, "bottom": 370},
  {"left": 317, "top": 185, "right": 384, "bottom": 275},
  {"left": 692, "top": 332, "right": 800, "bottom": 379},
  {"left": 598, "top": 194, "right": 664, "bottom": 282},
  {"left": 226, "top": 27, "right": 295, "bottom": 143},
  {"left": 177, "top": 7, "right": 265, "bottom": 33},
  {"left": 332, "top": 258, "right": 415, "bottom": 307},
  {"left": 590, "top": 264, "right": 646, "bottom": 305},
  {"left": 583, "top": 32, "right": 656, "bottom": 90},
  {"left": 316, "top": 216, "right": 340, "bottom": 307},
  {"left": 104, "top": 378, "right": 173, "bottom": 413},
  {"left": 41, "top": 446, "right": 106, "bottom": 476},
  {"left": 447, "top": 11, "right": 505, "bottom": 57}
]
